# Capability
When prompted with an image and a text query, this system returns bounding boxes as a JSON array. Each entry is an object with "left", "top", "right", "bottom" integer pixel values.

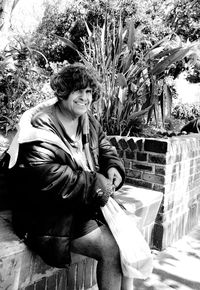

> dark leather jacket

[{"left": 9, "top": 102, "right": 125, "bottom": 267}]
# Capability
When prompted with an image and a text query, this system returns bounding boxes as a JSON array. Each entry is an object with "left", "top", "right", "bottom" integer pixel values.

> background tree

[
  {"left": 166, "top": 0, "right": 200, "bottom": 42},
  {"left": 166, "top": 0, "right": 200, "bottom": 82}
]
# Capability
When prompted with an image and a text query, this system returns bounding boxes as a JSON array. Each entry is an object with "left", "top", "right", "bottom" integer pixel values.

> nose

[{"left": 80, "top": 89, "right": 87, "bottom": 100}]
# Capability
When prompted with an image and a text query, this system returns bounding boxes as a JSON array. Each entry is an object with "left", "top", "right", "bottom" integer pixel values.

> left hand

[{"left": 107, "top": 167, "right": 122, "bottom": 189}]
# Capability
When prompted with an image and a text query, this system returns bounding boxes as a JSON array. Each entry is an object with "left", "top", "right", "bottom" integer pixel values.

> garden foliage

[
  {"left": 172, "top": 103, "right": 200, "bottom": 122},
  {"left": 59, "top": 10, "right": 200, "bottom": 135},
  {"left": 0, "top": 38, "right": 51, "bottom": 133},
  {"left": 0, "top": 0, "right": 200, "bottom": 136}
]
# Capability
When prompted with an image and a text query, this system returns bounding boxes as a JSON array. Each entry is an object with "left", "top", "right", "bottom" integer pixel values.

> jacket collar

[
  {"left": 8, "top": 97, "right": 73, "bottom": 168},
  {"left": 8, "top": 97, "right": 94, "bottom": 170}
]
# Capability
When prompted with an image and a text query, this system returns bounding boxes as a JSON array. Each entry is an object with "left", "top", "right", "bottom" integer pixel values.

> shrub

[
  {"left": 62, "top": 16, "right": 199, "bottom": 136},
  {"left": 30, "top": 4, "right": 77, "bottom": 65},
  {"left": 171, "top": 103, "right": 200, "bottom": 121},
  {"left": 0, "top": 37, "right": 52, "bottom": 134},
  {"left": 30, "top": 0, "right": 137, "bottom": 66},
  {"left": 30, "top": 1, "right": 105, "bottom": 65}
]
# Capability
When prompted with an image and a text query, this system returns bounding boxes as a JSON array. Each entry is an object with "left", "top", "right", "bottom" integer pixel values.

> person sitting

[{"left": 8, "top": 63, "right": 134, "bottom": 290}]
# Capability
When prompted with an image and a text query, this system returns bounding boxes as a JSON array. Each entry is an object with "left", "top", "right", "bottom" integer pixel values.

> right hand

[{"left": 94, "top": 173, "right": 114, "bottom": 207}]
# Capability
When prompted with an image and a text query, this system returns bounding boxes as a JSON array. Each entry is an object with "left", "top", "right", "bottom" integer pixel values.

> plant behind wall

[
  {"left": 58, "top": 12, "right": 200, "bottom": 137},
  {"left": 0, "top": 0, "right": 200, "bottom": 137}
]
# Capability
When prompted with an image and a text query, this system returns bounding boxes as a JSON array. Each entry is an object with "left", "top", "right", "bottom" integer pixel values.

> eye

[{"left": 86, "top": 89, "right": 92, "bottom": 94}]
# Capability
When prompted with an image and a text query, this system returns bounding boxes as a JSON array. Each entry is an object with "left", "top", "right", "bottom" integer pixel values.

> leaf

[
  {"left": 56, "top": 35, "right": 78, "bottom": 51},
  {"left": 160, "top": 91, "right": 164, "bottom": 122},
  {"left": 31, "top": 49, "right": 48, "bottom": 64},
  {"left": 0, "top": 60, "right": 8, "bottom": 72},
  {"left": 18, "top": 77, "right": 28, "bottom": 86},
  {"left": 11, "top": 0, "right": 20, "bottom": 12},
  {"left": 144, "top": 35, "right": 171, "bottom": 58},
  {"left": 0, "top": 115, "right": 14, "bottom": 124},
  {"left": 117, "top": 87, "right": 127, "bottom": 103},
  {"left": 127, "top": 105, "right": 153, "bottom": 122},
  {"left": 122, "top": 50, "right": 134, "bottom": 73},
  {"left": 127, "top": 18, "right": 136, "bottom": 51},
  {"left": 153, "top": 47, "right": 181, "bottom": 60},
  {"left": 116, "top": 73, "right": 127, "bottom": 88},
  {"left": 116, "top": 15, "right": 123, "bottom": 55},
  {"left": 150, "top": 45, "right": 194, "bottom": 76},
  {"left": 145, "top": 47, "right": 164, "bottom": 60},
  {"left": 101, "top": 22, "right": 106, "bottom": 56},
  {"left": 84, "top": 21, "right": 92, "bottom": 38}
]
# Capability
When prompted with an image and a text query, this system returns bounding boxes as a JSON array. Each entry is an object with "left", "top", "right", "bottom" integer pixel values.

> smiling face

[{"left": 60, "top": 87, "right": 92, "bottom": 120}]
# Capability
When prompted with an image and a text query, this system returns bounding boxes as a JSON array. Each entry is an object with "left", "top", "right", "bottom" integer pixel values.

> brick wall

[
  {"left": 0, "top": 211, "right": 98, "bottom": 290},
  {"left": 109, "top": 133, "right": 200, "bottom": 250}
]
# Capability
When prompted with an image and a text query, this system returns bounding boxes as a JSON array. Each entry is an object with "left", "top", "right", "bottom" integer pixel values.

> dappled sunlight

[
  {"left": 116, "top": 184, "right": 163, "bottom": 229},
  {"left": 133, "top": 224, "right": 200, "bottom": 289},
  {"left": 156, "top": 251, "right": 180, "bottom": 266},
  {"left": 134, "top": 225, "right": 200, "bottom": 289},
  {"left": 153, "top": 268, "right": 200, "bottom": 290},
  {"left": 188, "top": 227, "right": 200, "bottom": 241}
]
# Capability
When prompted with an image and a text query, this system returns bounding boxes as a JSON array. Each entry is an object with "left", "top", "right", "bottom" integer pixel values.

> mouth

[{"left": 75, "top": 101, "right": 89, "bottom": 107}]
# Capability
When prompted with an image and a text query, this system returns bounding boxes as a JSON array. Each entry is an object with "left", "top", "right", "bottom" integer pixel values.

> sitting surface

[{"left": 0, "top": 184, "right": 163, "bottom": 289}]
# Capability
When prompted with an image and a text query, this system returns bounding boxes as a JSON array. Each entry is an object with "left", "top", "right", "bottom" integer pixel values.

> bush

[
  {"left": 0, "top": 0, "right": 137, "bottom": 135},
  {"left": 30, "top": 4, "right": 78, "bottom": 65},
  {"left": 171, "top": 103, "right": 200, "bottom": 121},
  {"left": 30, "top": 1, "right": 105, "bottom": 65},
  {"left": 0, "top": 38, "right": 52, "bottom": 134},
  {"left": 30, "top": 0, "right": 137, "bottom": 66}
]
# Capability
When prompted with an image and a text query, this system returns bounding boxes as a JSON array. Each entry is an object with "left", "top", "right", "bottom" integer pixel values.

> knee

[
  {"left": 103, "top": 241, "right": 120, "bottom": 263},
  {"left": 98, "top": 228, "right": 120, "bottom": 262}
]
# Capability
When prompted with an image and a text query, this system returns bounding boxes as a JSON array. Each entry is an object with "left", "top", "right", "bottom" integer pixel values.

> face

[{"left": 61, "top": 87, "right": 92, "bottom": 119}]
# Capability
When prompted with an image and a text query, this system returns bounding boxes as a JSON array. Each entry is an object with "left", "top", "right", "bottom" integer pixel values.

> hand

[
  {"left": 94, "top": 173, "right": 113, "bottom": 207},
  {"left": 107, "top": 167, "right": 122, "bottom": 189}
]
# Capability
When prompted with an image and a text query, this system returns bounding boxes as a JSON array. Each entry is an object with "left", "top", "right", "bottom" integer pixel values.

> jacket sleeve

[
  {"left": 90, "top": 116, "right": 125, "bottom": 189},
  {"left": 16, "top": 141, "right": 111, "bottom": 209}
]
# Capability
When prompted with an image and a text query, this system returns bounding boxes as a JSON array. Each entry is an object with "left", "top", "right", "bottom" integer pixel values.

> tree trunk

[{"left": 0, "top": 0, "right": 18, "bottom": 50}]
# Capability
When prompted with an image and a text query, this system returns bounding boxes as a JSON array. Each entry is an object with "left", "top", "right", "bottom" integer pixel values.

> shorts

[{"left": 71, "top": 209, "right": 107, "bottom": 239}]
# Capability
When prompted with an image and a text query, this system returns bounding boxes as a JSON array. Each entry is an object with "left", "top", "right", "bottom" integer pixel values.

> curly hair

[{"left": 50, "top": 63, "right": 100, "bottom": 101}]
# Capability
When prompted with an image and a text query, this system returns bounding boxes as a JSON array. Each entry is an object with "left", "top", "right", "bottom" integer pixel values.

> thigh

[{"left": 70, "top": 225, "right": 118, "bottom": 260}]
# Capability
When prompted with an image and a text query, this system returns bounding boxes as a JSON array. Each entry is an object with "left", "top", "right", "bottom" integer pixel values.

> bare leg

[
  {"left": 71, "top": 225, "right": 122, "bottom": 290},
  {"left": 121, "top": 277, "right": 134, "bottom": 290}
]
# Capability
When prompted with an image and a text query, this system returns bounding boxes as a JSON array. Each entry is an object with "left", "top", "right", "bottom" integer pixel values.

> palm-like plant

[{"left": 58, "top": 12, "right": 200, "bottom": 136}]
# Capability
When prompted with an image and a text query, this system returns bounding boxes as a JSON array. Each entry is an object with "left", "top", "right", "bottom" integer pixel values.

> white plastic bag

[
  {"left": 101, "top": 197, "right": 153, "bottom": 279},
  {"left": 112, "top": 189, "right": 142, "bottom": 229}
]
